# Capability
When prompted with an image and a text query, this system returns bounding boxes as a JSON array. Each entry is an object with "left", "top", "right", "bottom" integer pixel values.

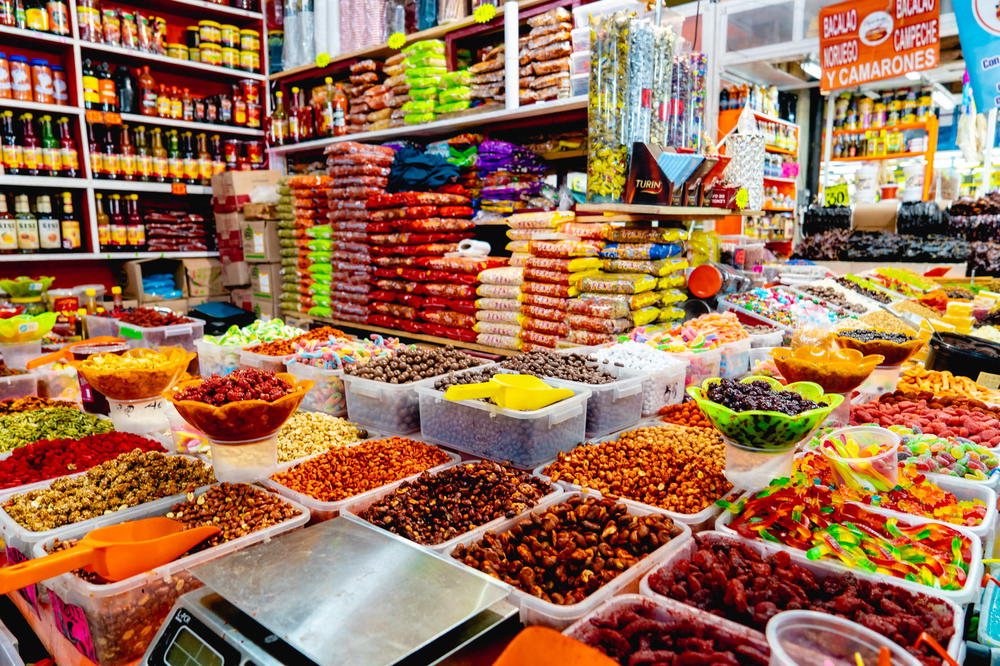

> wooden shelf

[
  {"left": 832, "top": 122, "right": 930, "bottom": 136},
  {"left": 80, "top": 41, "right": 266, "bottom": 81},
  {"left": 763, "top": 206, "right": 795, "bottom": 212},
  {"left": 284, "top": 312, "right": 519, "bottom": 357},
  {"left": 765, "top": 145, "right": 797, "bottom": 155},
  {"left": 832, "top": 151, "right": 926, "bottom": 162},
  {"left": 764, "top": 175, "right": 797, "bottom": 184},
  {"left": 750, "top": 109, "right": 798, "bottom": 128},
  {"left": 0, "top": 24, "right": 73, "bottom": 49},
  {"left": 575, "top": 203, "right": 761, "bottom": 218},
  {"left": 0, "top": 250, "right": 218, "bottom": 262},
  {"left": 118, "top": 113, "right": 265, "bottom": 137},
  {"left": 134, "top": 0, "right": 263, "bottom": 22}
]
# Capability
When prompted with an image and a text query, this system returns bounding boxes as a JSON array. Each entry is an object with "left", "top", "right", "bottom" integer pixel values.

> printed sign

[
  {"left": 825, "top": 183, "right": 849, "bottom": 206},
  {"left": 819, "top": 0, "right": 939, "bottom": 92},
  {"left": 953, "top": 0, "right": 1000, "bottom": 110}
]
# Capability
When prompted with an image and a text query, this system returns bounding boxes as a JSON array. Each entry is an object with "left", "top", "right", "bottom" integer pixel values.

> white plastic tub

[
  {"left": 639, "top": 531, "right": 966, "bottom": 664},
  {"left": 443, "top": 491, "right": 692, "bottom": 629},
  {"left": 0, "top": 340, "right": 40, "bottom": 370},
  {"left": 285, "top": 361, "right": 347, "bottom": 416},
  {"left": 569, "top": 50, "right": 590, "bottom": 75},
  {"left": 416, "top": 373, "right": 589, "bottom": 469},
  {"left": 748, "top": 328, "right": 784, "bottom": 348},
  {"left": 264, "top": 449, "right": 460, "bottom": 522},
  {"left": 767, "top": 611, "right": 922, "bottom": 666},
  {"left": 83, "top": 314, "right": 119, "bottom": 340},
  {"left": 194, "top": 338, "right": 243, "bottom": 377},
  {"left": 116, "top": 319, "right": 205, "bottom": 353},
  {"left": 33, "top": 484, "right": 309, "bottom": 666},
  {"left": 341, "top": 459, "right": 562, "bottom": 552},
  {"left": 238, "top": 348, "right": 292, "bottom": 374}
]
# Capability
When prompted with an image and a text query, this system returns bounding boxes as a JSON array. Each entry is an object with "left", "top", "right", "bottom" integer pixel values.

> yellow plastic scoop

[
  {"left": 0, "top": 517, "right": 219, "bottom": 593},
  {"left": 444, "top": 374, "right": 574, "bottom": 411}
]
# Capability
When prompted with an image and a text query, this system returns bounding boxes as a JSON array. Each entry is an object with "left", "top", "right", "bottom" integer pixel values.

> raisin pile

[
  {"left": 706, "top": 378, "right": 821, "bottom": 416},
  {"left": 838, "top": 329, "right": 916, "bottom": 344}
]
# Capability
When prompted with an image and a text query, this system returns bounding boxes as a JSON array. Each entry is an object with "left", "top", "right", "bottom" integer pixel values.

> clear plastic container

[
  {"left": 587, "top": 344, "right": 688, "bottom": 416},
  {"left": 767, "top": 610, "right": 922, "bottom": 666},
  {"left": 264, "top": 450, "right": 460, "bottom": 521},
  {"left": 572, "top": 0, "right": 644, "bottom": 27},
  {"left": 33, "top": 484, "right": 309, "bottom": 666},
  {"left": 286, "top": 361, "right": 347, "bottom": 416},
  {"left": 164, "top": 402, "right": 208, "bottom": 456},
  {"left": 569, "top": 26, "right": 590, "bottom": 51},
  {"left": 341, "top": 459, "right": 562, "bottom": 552},
  {"left": 0, "top": 620, "right": 22, "bottom": 666},
  {"left": 723, "top": 437, "right": 796, "bottom": 489},
  {"left": 207, "top": 431, "right": 279, "bottom": 483},
  {"left": 715, "top": 493, "right": 984, "bottom": 605},
  {"left": 238, "top": 348, "right": 291, "bottom": 373},
  {"left": 0, "top": 373, "right": 37, "bottom": 401},
  {"left": 443, "top": 491, "right": 692, "bottom": 629},
  {"left": 569, "top": 50, "right": 590, "bottom": 75},
  {"left": 639, "top": 531, "right": 966, "bottom": 664},
  {"left": 748, "top": 346, "right": 776, "bottom": 376},
  {"left": 569, "top": 74, "right": 587, "bottom": 97},
  {"left": 819, "top": 425, "right": 900, "bottom": 492},
  {"left": 105, "top": 396, "right": 171, "bottom": 438},
  {"left": 416, "top": 376, "right": 590, "bottom": 469},
  {"left": 717, "top": 299, "right": 793, "bottom": 332},
  {"left": 718, "top": 337, "right": 751, "bottom": 378},
  {"left": 749, "top": 328, "right": 784, "bottom": 348},
  {"left": 564, "top": 594, "right": 769, "bottom": 659},
  {"left": 32, "top": 364, "right": 81, "bottom": 403},
  {"left": 669, "top": 347, "right": 722, "bottom": 387},
  {"left": 83, "top": 314, "right": 119, "bottom": 340},
  {"left": 855, "top": 364, "right": 903, "bottom": 400},
  {"left": 0, "top": 340, "right": 41, "bottom": 370},
  {"left": 116, "top": 319, "right": 205, "bottom": 353},
  {"left": 194, "top": 338, "right": 243, "bottom": 377}
]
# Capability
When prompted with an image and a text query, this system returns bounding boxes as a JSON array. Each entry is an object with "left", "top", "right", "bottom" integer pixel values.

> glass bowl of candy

[
  {"left": 77, "top": 346, "right": 195, "bottom": 400},
  {"left": 687, "top": 376, "right": 842, "bottom": 450},
  {"left": 771, "top": 346, "right": 885, "bottom": 394},
  {"left": 834, "top": 329, "right": 924, "bottom": 366}
]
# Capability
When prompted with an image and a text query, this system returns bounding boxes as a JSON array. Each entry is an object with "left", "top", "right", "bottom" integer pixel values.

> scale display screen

[{"left": 165, "top": 627, "right": 224, "bottom": 666}]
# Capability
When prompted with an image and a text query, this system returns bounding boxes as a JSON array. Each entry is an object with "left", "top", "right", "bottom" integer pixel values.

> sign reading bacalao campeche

[{"left": 819, "top": 0, "right": 939, "bottom": 92}]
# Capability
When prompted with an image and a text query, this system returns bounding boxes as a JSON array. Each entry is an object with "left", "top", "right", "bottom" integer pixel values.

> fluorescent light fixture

[
  {"left": 862, "top": 89, "right": 881, "bottom": 99},
  {"left": 932, "top": 85, "right": 956, "bottom": 111},
  {"left": 905, "top": 71, "right": 922, "bottom": 81},
  {"left": 801, "top": 56, "right": 821, "bottom": 79}
]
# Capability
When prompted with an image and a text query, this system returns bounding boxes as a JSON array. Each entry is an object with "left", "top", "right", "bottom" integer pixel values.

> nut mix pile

[
  {"left": 451, "top": 495, "right": 682, "bottom": 606},
  {"left": 0, "top": 432, "right": 165, "bottom": 490},
  {"left": 358, "top": 461, "right": 550, "bottom": 545},
  {"left": 796, "top": 285, "right": 866, "bottom": 313},
  {"left": 4, "top": 451, "right": 216, "bottom": 532},
  {"left": 276, "top": 411, "right": 367, "bottom": 462},
  {"left": 174, "top": 368, "right": 294, "bottom": 405},
  {"left": 0, "top": 361, "right": 27, "bottom": 377},
  {"left": 0, "top": 397, "right": 79, "bottom": 414},
  {"left": 344, "top": 346, "right": 484, "bottom": 383},
  {"left": 646, "top": 536, "right": 954, "bottom": 665},
  {"left": 658, "top": 401, "right": 714, "bottom": 429},
  {"left": 270, "top": 436, "right": 451, "bottom": 502},
  {"left": 115, "top": 308, "right": 192, "bottom": 327},
  {"left": 243, "top": 326, "right": 351, "bottom": 357},
  {"left": 543, "top": 425, "right": 731, "bottom": 515},
  {"left": 706, "top": 379, "right": 821, "bottom": 415},
  {"left": 0, "top": 407, "right": 114, "bottom": 453},
  {"left": 499, "top": 351, "right": 616, "bottom": 385}
]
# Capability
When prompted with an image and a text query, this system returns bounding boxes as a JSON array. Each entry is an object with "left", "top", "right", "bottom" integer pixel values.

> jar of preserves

[
  {"left": 30, "top": 58, "right": 53, "bottom": 104},
  {"left": 221, "top": 47, "right": 239, "bottom": 69},
  {"left": 9, "top": 56, "right": 31, "bottom": 102},
  {"left": 220, "top": 24, "right": 238, "bottom": 49},
  {"left": 239, "top": 29, "right": 260, "bottom": 53},
  {"left": 201, "top": 43, "right": 222, "bottom": 66},
  {"left": 198, "top": 20, "right": 221, "bottom": 45}
]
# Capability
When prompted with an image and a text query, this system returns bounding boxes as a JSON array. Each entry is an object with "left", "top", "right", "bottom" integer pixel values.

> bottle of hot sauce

[{"left": 56, "top": 116, "right": 78, "bottom": 177}]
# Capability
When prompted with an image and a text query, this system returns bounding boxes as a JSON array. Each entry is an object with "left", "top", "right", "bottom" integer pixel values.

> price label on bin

[{"left": 824, "top": 183, "right": 849, "bottom": 206}]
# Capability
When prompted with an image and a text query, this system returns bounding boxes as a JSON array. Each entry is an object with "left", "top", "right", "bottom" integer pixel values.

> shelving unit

[{"left": 0, "top": 0, "right": 268, "bottom": 264}]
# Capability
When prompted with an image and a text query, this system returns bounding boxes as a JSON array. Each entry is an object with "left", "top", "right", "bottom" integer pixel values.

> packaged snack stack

[
  {"left": 275, "top": 177, "right": 308, "bottom": 315},
  {"left": 437, "top": 69, "right": 472, "bottom": 117},
  {"left": 469, "top": 44, "right": 505, "bottom": 108},
  {"left": 427, "top": 134, "right": 482, "bottom": 209},
  {"left": 324, "top": 142, "right": 397, "bottom": 322},
  {"left": 566, "top": 226, "right": 689, "bottom": 344},
  {"left": 478, "top": 141, "right": 551, "bottom": 214},
  {"left": 144, "top": 208, "right": 210, "bottom": 252},
  {"left": 519, "top": 7, "right": 573, "bottom": 106},
  {"left": 347, "top": 59, "right": 385, "bottom": 134},
  {"left": 475, "top": 266, "right": 524, "bottom": 351},
  {"left": 403, "top": 39, "right": 447, "bottom": 126},
  {"left": 520, "top": 237, "right": 602, "bottom": 350},
  {"left": 367, "top": 191, "right": 482, "bottom": 341},
  {"left": 383, "top": 52, "right": 410, "bottom": 129},
  {"left": 284, "top": 175, "right": 333, "bottom": 316}
]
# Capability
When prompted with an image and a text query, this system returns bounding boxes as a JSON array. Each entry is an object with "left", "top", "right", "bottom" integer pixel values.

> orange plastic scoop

[{"left": 0, "top": 517, "right": 219, "bottom": 594}]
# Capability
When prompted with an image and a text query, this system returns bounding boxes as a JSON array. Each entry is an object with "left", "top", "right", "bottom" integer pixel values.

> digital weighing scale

[{"left": 141, "top": 518, "right": 516, "bottom": 666}]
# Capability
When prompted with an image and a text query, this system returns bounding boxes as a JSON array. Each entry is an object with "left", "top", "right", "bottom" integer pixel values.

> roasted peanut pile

[
  {"left": 544, "top": 425, "right": 730, "bottom": 514},
  {"left": 270, "top": 436, "right": 451, "bottom": 502},
  {"left": 276, "top": 411, "right": 367, "bottom": 462},
  {"left": 452, "top": 495, "right": 681, "bottom": 605},
  {"left": 167, "top": 482, "right": 301, "bottom": 549},
  {"left": 4, "top": 450, "right": 215, "bottom": 532}
]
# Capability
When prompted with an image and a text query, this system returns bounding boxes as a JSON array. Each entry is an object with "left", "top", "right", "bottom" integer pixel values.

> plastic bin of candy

[
  {"left": 0, "top": 341, "right": 40, "bottom": 370},
  {"left": 83, "top": 314, "right": 119, "bottom": 340},
  {"left": 264, "top": 450, "right": 460, "bottom": 522},
  {"left": 444, "top": 491, "right": 691, "bottom": 629},
  {"left": 238, "top": 348, "right": 292, "bottom": 374},
  {"left": 33, "top": 485, "right": 309, "bottom": 666},
  {"left": 580, "top": 344, "right": 689, "bottom": 416},
  {"left": 748, "top": 328, "right": 785, "bottom": 348},
  {"left": 717, "top": 299, "right": 793, "bottom": 331},
  {"left": 718, "top": 338, "right": 751, "bottom": 378},
  {"left": 638, "top": 531, "right": 966, "bottom": 664},
  {"left": 564, "top": 594, "right": 771, "bottom": 660},
  {"left": 0, "top": 373, "right": 37, "bottom": 401},
  {"left": 415, "top": 373, "right": 590, "bottom": 469},
  {"left": 343, "top": 363, "right": 492, "bottom": 435},
  {"left": 194, "top": 338, "right": 243, "bottom": 377},
  {"left": 714, "top": 492, "right": 983, "bottom": 605},
  {"left": 116, "top": 319, "right": 205, "bottom": 353},
  {"left": 285, "top": 361, "right": 347, "bottom": 417},
  {"left": 668, "top": 347, "right": 722, "bottom": 388},
  {"left": 341, "top": 459, "right": 563, "bottom": 553}
]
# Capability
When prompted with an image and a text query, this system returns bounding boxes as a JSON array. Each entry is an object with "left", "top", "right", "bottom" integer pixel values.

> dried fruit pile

[{"left": 175, "top": 368, "right": 293, "bottom": 405}]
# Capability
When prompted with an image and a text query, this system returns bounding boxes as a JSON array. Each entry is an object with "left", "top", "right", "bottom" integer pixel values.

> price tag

[
  {"left": 387, "top": 32, "right": 406, "bottom": 50},
  {"left": 978, "top": 372, "right": 1000, "bottom": 390},
  {"left": 315, "top": 52, "right": 331, "bottom": 68},
  {"left": 84, "top": 109, "right": 104, "bottom": 124},
  {"left": 825, "top": 183, "right": 849, "bottom": 206},
  {"left": 171, "top": 183, "right": 187, "bottom": 195},
  {"left": 102, "top": 112, "right": 121, "bottom": 125},
  {"left": 118, "top": 325, "right": 142, "bottom": 340},
  {"left": 734, "top": 187, "right": 749, "bottom": 209},
  {"left": 473, "top": 3, "right": 497, "bottom": 22}
]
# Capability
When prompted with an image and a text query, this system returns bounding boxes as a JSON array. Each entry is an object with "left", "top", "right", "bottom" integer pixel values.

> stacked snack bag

[
  {"left": 478, "top": 141, "right": 550, "bottom": 214},
  {"left": 403, "top": 39, "right": 447, "bottom": 125},
  {"left": 519, "top": 7, "right": 572, "bottom": 105},
  {"left": 277, "top": 175, "right": 332, "bottom": 316},
  {"left": 474, "top": 266, "right": 524, "bottom": 350},
  {"left": 383, "top": 51, "right": 410, "bottom": 129},
  {"left": 276, "top": 178, "right": 306, "bottom": 315},
  {"left": 347, "top": 59, "right": 386, "bottom": 134},
  {"left": 324, "top": 142, "right": 396, "bottom": 322},
  {"left": 437, "top": 69, "right": 472, "bottom": 117},
  {"left": 470, "top": 43, "right": 505, "bottom": 107}
]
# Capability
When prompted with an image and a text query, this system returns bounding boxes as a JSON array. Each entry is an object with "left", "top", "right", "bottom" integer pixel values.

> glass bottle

[
  {"left": 14, "top": 193, "right": 38, "bottom": 252},
  {"left": 82, "top": 58, "right": 100, "bottom": 111},
  {"left": 134, "top": 124, "right": 151, "bottom": 181},
  {"left": 108, "top": 193, "right": 126, "bottom": 248},
  {"left": 169, "top": 86, "right": 182, "bottom": 120},
  {"left": 19, "top": 112, "right": 41, "bottom": 176},
  {"left": 181, "top": 130, "right": 198, "bottom": 184},
  {"left": 287, "top": 86, "right": 301, "bottom": 141},
  {"left": 125, "top": 193, "right": 144, "bottom": 250},
  {"left": 38, "top": 114, "right": 59, "bottom": 176},
  {"left": 332, "top": 82, "right": 347, "bottom": 136},
  {"left": 59, "top": 191, "right": 80, "bottom": 250},
  {"left": 231, "top": 84, "right": 247, "bottom": 126},
  {"left": 1, "top": 110, "right": 22, "bottom": 176},
  {"left": 166, "top": 129, "right": 183, "bottom": 182},
  {"left": 138, "top": 66, "right": 157, "bottom": 116},
  {"left": 119, "top": 123, "right": 135, "bottom": 180},
  {"left": 36, "top": 193, "right": 60, "bottom": 252},
  {"left": 156, "top": 84, "right": 170, "bottom": 118},
  {"left": 101, "top": 123, "right": 120, "bottom": 179},
  {"left": 209, "top": 133, "right": 225, "bottom": 174},
  {"left": 150, "top": 127, "right": 168, "bottom": 182},
  {"left": 95, "top": 192, "right": 109, "bottom": 248},
  {"left": 56, "top": 116, "right": 77, "bottom": 177},
  {"left": 97, "top": 61, "right": 116, "bottom": 112},
  {"left": 195, "top": 131, "right": 212, "bottom": 185},
  {"left": 112, "top": 65, "right": 135, "bottom": 113},
  {"left": 270, "top": 90, "right": 288, "bottom": 144},
  {"left": 111, "top": 285, "right": 123, "bottom": 312},
  {"left": 181, "top": 87, "right": 193, "bottom": 121},
  {"left": 0, "top": 194, "right": 16, "bottom": 254}
]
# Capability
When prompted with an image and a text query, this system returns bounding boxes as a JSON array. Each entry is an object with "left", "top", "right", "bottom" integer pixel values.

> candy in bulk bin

[
  {"left": 164, "top": 368, "right": 313, "bottom": 482},
  {"left": 770, "top": 346, "right": 884, "bottom": 425},
  {"left": 196, "top": 319, "right": 305, "bottom": 377},
  {"left": 816, "top": 426, "right": 901, "bottom": 492},
  {"left": 588, "top": 341, "right": 687, "bottom": 415},
  {"left": 688, "top": 376, "right": 842, "bottom": 488}
]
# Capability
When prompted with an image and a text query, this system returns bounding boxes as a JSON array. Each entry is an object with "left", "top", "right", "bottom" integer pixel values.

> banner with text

[
  {"left": 953, "top": 1, "right": 1000, "bottom": 110},
  {"left": 819, "top": 0, "right": 939, "bottom": 93}
]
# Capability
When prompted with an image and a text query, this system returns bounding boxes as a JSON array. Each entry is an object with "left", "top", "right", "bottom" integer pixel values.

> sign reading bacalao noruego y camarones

[{"left": 820, "top": 0, "right": 939, "bottom": 92}]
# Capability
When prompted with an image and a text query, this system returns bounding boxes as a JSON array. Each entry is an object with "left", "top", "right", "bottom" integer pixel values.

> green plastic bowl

[{"left": 687, "top": 375, "right": 844, "bottom": 450}]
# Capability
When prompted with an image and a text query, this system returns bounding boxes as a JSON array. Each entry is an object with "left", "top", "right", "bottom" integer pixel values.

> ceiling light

[
  {"left": 801, "top": 56, "right": 821, "bottom": 79},
  {"left": 905, "top": 71, "right": 922, "bottom": 81},
  {"left": 931, "top": 83, "right": 956, "bottom": 111}
]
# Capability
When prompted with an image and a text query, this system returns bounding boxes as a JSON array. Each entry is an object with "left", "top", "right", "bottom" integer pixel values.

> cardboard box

[
  {"left": 250, "top": 263, "right": 282, "bottom": 298},
  {"left": 242, "top": 220, "right": 280, "bottom": 262},
  {"left": 183, "top": 258, "right": 224, "bottom": 297},
  {"left": 151, "top": 298, "right": 188, "bottom": 313},
  {"left": 251, "top": 294, "right": 281, "bottom": 320},
  {"left": 242, "top": 202, "right": 278, "bottom": 220},
  {"left": 229, "top": 288, "right": 253, "bottom": 312},
  {"left": 123, "top": 258, "right": 187, "bottom": 304},
  {"left": 211, "top": 170, "right": 282, "bottom": 211},
  {"left": 852, "top": 202, "right": 897, "bottom": 232}
]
